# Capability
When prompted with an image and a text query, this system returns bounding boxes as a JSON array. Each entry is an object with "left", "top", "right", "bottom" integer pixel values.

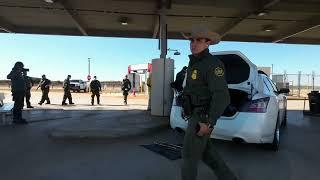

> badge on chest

[{"left": 191, "top": 69, "right": 198, "bottom": 80}]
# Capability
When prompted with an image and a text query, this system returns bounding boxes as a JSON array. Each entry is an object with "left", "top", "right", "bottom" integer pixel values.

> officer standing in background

[
  {"left": 121, "top": 75, "right": 131, "bottom": 105},
  {"left": 23, "top": 70, "right": 34, "bottom": 108},
  {"left": 181, "top": 26, "right": 237, "bottom": 180},
  {"left": 7, "top": 61, "right": 28, "bottom": 124},
  {"left": 172, "top": 66, "right": 187, "bottom": 92},
  {"left": 90, "top": 76, "right": 101, "bottom": 105},
  {"left": 37, "top": 74, "right": 51, "bottom": 105},
  {"left": 146, "top": 73, "right": 152, "bottom": 111},
  {"left": 62, "top": 75, "right": 74, "bottom": 105}
]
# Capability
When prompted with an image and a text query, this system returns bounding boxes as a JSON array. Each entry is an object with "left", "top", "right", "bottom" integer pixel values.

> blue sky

[{"left": 0, "top": 33, "right": 319, "bottom": 81}]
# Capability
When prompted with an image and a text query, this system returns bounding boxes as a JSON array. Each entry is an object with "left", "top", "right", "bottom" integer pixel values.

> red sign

[
  {"left": 87, "top": 75, "right": 91, "bottom": 81},
  {"left": 148, "top": 63, "right": 152, "bottom": 73}
]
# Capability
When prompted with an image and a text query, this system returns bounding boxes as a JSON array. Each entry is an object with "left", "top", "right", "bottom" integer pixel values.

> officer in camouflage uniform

[
  {"left": 90, "top": 76, "right": 102, "bottom": 105},
  {"left": 181, "top": 26, "right": 237, "bottom": 180},
  {"left": 37, "top": 74, "right": 51, "bottom": 105},
  {"left": 7, "top": 61, "right": 28, "bottom": 124},
  {"left": 62, "top": 75, "right": 74, "bottom": 105},
  {"left": 23, "top": 70, "right": 34, "bottom": 108},
  {"left": 121, "top": 75, "right": 131, "bottom": 105}
]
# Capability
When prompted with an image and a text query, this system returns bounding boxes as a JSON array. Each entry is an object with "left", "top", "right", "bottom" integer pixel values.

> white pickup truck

[{"left": 70, "top": 80, "right": 88, "bottom": 92}]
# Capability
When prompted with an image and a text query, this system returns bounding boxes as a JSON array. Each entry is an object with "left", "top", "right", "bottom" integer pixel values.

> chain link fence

[{"left": 272, "top": 72, "right": 320, "bottom": 98}]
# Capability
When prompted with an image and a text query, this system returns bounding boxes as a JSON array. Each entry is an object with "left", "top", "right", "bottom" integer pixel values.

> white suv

[{"left": 70, "top": 80, "right": 88, "bottom": 92}]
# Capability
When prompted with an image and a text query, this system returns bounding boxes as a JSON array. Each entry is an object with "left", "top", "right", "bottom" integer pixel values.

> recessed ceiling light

[
  {"left": 262, "top": 25, "right": 276, "bottom": 32},
  {"left": 119, "top": 17, "right": 129, "bottom": 26},
  {"left": 257, "top": 11, "right": 268, "bottom": 17},
  {"left": 121, "top": 22, "right": 128, "bottom": 26},
  {"left": 44, "top": 0, "right": 55, "bottom": 3}
]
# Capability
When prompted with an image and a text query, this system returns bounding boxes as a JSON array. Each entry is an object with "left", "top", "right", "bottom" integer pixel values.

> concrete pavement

[
  {"left": 1, "top": 109, "right": 320, "bottom": 180},
  {"left": 48, "top": 109, "right": 169, "bottom": 140},
  {"left": 1, "top": 90, "right": 320, "bottom": 180},
  {"left": 1, "top": 90, "right": 168, "bottom": 140}
]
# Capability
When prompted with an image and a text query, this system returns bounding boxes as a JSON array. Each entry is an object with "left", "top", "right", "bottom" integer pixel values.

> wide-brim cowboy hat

[{"left": 182, "top": 26, "right": 221, "bottom": 45}]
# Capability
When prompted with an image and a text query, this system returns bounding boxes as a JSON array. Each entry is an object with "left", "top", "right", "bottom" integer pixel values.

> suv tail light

[{"left": 242, "top": 97, "right": 270, "bottom": 113}]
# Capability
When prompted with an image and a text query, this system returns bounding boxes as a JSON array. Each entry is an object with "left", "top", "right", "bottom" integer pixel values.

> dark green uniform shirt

[
  {"left": 122, "top": 79, "right": 131, "bottom": 92},
  {"left": 7, "top": 69, "right": 26, "bottom": 93},
  {"left": 184, "top": 48, "right": 230, "bottom": 125},
  {"left": 90, "top": 80, "right": 101, "bottom": 92},
  {"left": 39, "top": 78, "right": 51, "bottom": 90},
  {"left": 63, "top": 79, "right": 71, "bottom": 91},
  {"left": 25, "top": 76, "right": 34, "bottom": 90}
]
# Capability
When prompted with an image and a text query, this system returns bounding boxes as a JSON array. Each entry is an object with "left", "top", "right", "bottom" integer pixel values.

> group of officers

[{"left": 6, "top": 62, "right": 133, "bottom": 125}]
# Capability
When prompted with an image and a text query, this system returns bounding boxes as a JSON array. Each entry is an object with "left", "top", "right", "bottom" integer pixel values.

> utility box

[
  {"left": 151, "top": 58, "right": 174, "bottom": 116},
  {"left": 308, "top": 91, "right": 320, "bottom": 113}
]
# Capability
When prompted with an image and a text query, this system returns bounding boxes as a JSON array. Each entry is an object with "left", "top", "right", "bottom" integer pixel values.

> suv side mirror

[{"left": 279, "top": 88, "right": 290, "bottom": 94}]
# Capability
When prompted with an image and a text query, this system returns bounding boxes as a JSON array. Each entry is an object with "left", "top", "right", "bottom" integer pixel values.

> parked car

[
  {"left": 170, "top": 51, "right": 289, "bottom": 151},
  {"left": 70, "top": 79, "right": 88, "bottom": 92}
]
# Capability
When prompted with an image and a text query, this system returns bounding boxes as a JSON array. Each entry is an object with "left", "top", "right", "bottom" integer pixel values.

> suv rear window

[{"left": 214, "top": 54, "right": 250, "bottom": 84}]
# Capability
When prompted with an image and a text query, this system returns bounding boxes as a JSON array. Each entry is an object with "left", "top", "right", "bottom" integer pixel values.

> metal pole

[
  {"left": 312, "top": 71, "right": 315, "bottom": 91},
  {"left": 159, "top": 14, "right": 167, "bottom": 59},
  {"left": 159, "top": 12, "right": 167, "bottom": 116},
  {"left": 307, "top": 74, "right": 310, "bottom": 91},
  {"left": 88, "top": 58, "right": 91, "bottom": 76},
  {"left": 298, "top": 71, "right": 301, "bottom": 97},
  {"left": 291, "top": 81, "right": 294, "bottom": 96}
]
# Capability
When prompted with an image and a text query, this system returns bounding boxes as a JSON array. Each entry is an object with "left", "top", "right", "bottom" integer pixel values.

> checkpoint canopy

[{"left": 0, "top": 0, "right": 320, "bottom": 45}]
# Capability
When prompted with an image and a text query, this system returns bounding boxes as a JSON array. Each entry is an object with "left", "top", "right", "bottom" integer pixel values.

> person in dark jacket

[
  {"left": 90, "top": 76, "right": 102, "bottom": 105},
  {"left": 146, "top": 73, "right": 152, "bottom": 111},
  {"left": 37, "top": 74, "right": 51, "bottom": 105},
  {"left": 62, "top": 75, "right": 74, "bottom": 105},
  {"left": 23, "top": 70, "right": 34, "bottom": 108},
  {"left": 121, "top": 75, "right": 131, "bottom": 105},
  {"left": 172, "top": 66, "right": 187, "bottom": 92},
  {"left": 7, "top": 61, "right": 28, "bottom": 124}
]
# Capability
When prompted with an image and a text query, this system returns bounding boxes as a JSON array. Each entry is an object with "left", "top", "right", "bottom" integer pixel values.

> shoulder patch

[
  {"left": 214, "top": 67, "right": 224, "bottom": 77},
  {"left": 191, "top": 69, "right": 198, "bottom": 80}
]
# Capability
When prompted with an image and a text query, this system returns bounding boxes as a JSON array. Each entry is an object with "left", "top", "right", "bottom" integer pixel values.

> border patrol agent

[
  {"left": 90, "top": 76, "right": 102, "bottom": 105},
  {"left": 37, "top": 74, "right": 51, "bottom": 105},
  {"left": 181, "top": 26, "right": 237, "bottom": 180},
  {"left": 23, "top": 70, "right": 34, "bottom": 108},
  {"left": 146, "top": 73, "right": 152, "bottom": 111},
  {"left": 121, "top": 75, "right": 131, "bottom": 105},
  {"left": 173, "top": 66, "right": 187, "bottom": 92},
  {"left": 62, "top": 75, "right": 74, "bottom": 105},
  {"left": 7, "top": 61, "right": 28, "bottom": 124}
]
